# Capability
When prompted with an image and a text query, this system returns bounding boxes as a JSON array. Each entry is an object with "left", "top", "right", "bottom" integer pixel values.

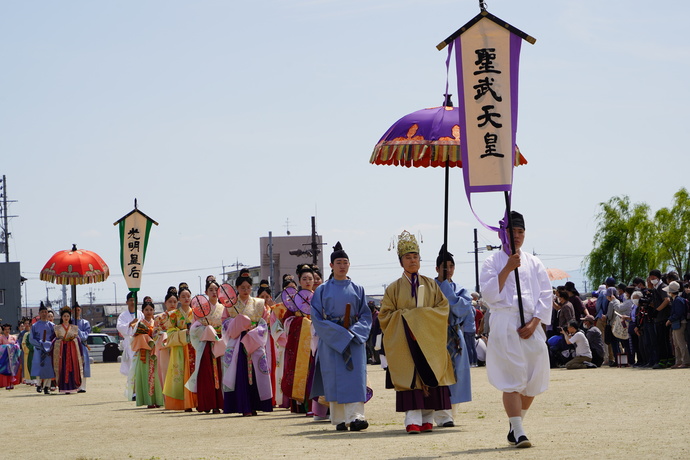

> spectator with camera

[
  {"left": 561, "top": 321, "right": 596, "bottom": 369},
  {"left": 648, "top": 270, "right": 672, "bottom": 369}
]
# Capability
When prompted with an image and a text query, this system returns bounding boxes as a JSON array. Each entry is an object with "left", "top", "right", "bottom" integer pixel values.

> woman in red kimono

[
  {"left": 282, "top": 264, "right": 315, "bottom": 414},
  {"left": 52, "top": 307, "right": 83, "bottom": 394}
]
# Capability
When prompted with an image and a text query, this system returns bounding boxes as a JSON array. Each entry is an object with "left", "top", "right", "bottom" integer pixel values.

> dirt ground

[{"left": 2, "top": 362, "right": 688, "bottom": 459}]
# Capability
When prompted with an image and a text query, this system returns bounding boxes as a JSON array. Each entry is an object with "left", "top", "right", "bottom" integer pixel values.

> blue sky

[{"left": 2, "top": 1, "right": 687, "bottom": 308}]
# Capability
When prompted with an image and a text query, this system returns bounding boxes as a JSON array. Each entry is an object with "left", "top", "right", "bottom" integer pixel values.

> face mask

[
  {"left": 651, "top": 279, "right": 659, "bottom": 286},
  {"left": 632, "top": 299, "right": 639, "bottom": 306}
]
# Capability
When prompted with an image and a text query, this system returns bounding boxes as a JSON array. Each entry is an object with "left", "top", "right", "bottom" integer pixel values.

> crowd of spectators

[{"left": 548, "top": 271, "right": 690, "bottom": 369}]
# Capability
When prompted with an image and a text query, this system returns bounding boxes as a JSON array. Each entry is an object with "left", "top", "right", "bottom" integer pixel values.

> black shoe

[
  {"left": 336, "top": 422, "right": 347, "bottom": 431},
  {"left": 442, "top": 421, "right": 455, "bottom": 428},
  {"left": 349, "top": 419, "right": 369, "bottom": 431},
  {"left": 77, "top": 389, "right": 86, "bottom": 393},
  {"left": 36, "top": 386, "right": 43, "bottom": 393},
  {"left": 507, "top": 430, "right": 516, "bottom": 445},
  {"left": 43, "top": 387, "right": 50, "bottom": 395},
  {"left": 515, "top": 435, "right": 531, "bottom": 448}
]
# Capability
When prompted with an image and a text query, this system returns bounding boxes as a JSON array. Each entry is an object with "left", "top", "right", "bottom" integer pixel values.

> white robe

[
  {"left": 116, "top": 309, "right": 144, "bottom": 377},
  {"left": 480, "top": 250, "right": 552, "bottom": 396}
]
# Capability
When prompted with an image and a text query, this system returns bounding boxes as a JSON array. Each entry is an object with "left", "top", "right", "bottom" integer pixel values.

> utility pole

[
  {"left": 0, "top": 175, "right": 18, "bottom": 262},
  {"left": 469, "top": 228, "right": 501, "bottom": 295},
  {"left": 268, "top": 231, "right": 275, "bottom": 294},
  {"left": 310, "top": 216, "right": 319, "bottom": 266}
]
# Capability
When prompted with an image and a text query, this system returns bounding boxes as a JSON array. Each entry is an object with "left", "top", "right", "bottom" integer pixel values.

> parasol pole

[
  {"left": 442, "top": 93, "right": 452, "bottom": 279},
  {"left": 504, "top": 191, "right": 525, "bottom": 328}
]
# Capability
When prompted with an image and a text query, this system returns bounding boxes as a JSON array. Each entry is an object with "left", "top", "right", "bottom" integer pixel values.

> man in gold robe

[{"left": 379, "top": 231, "right": 455, "bottom": 434}]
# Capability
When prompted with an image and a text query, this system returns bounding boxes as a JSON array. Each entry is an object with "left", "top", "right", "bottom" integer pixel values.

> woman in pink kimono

[
  {"left": 221, "top": 269, "right": 273, "bottom": 415},
  {"left": 0, "top": 324, "right": 20, "bottom": 390},
  {"left": 52, "top": 307, "right": 83, "bottom": 394}
]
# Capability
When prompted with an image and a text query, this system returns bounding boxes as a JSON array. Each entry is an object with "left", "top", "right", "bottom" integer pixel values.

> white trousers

[
  {"left": 330, "top": 402, "right": 365, "bottom": 426},
  {"left": 433, "top": 403, "right": 460, "bottom": 426},
  {"left": 404, "top": 409, "right": 434, "bottom": 426}
]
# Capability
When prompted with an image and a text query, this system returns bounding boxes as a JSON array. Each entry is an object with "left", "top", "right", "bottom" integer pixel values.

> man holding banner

[
  {"left": 479, "top": 212, "right": 552, "bottom": 448},
  {"left": 117, "top": 293, "right": 143, "bottom": 381}
]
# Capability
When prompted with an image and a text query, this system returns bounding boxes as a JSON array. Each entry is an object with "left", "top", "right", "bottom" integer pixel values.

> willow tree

[
  {"left": 655, "top": 187, "right": 690, "bottom": 276},
  {"left": 584, "top": 195, "right": 656, "bottom": 286}
]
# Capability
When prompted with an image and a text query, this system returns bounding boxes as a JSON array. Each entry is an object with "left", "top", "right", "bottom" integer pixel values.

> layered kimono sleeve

[{"left": 166, "top": 316, "right": 190, "bottom": 348}]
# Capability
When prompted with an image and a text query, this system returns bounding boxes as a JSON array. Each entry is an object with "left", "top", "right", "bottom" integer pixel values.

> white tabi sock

[{"left": 509, "top": 416, "right": 526, "bottom": 439}]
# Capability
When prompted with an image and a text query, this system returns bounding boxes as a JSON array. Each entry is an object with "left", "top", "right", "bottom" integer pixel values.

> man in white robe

[
  {"left": 479, "top": 212, "right": 552, "bottom": 448},
  {"left": 116, "top": 292, "right": 143, "bottom": 381}
]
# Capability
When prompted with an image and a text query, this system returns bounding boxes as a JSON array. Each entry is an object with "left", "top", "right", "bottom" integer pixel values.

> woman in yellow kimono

[
  {"left": 52, "top": 307, "right": 83, "bottom": 394},
  {"left": 163, "top": 283, "right": 197, "bottom": 411},
  {"left": 153, "top": 288, "right": 179, "bottom": 388}
]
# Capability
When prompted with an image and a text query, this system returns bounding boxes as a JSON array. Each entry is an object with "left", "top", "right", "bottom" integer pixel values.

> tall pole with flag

[
  {"left": 113, "top": 199, "right": 158, "bottom": 308},
  {"left": 437, "top": 4, "right": 535, "bottom": 326}
]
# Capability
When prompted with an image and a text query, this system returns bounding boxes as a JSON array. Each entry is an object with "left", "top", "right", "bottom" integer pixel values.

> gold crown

[{"left": 397, "top": 230, "right": 419, "bottom": 257}]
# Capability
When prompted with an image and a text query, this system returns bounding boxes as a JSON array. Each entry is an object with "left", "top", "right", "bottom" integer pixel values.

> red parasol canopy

[{"left": 40, "top": 244, "right": 110, "bottom": 286}]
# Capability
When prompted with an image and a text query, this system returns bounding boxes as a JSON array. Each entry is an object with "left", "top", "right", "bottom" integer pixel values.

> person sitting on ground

[{"left": 561, "top": 321, "right": 596, "bottom": 369}]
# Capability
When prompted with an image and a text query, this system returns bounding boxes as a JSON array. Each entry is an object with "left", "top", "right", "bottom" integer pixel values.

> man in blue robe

[
  {"left": 29, "top": 302, "right": 56, "bottom": 394},
  {"left": 74, "top": 304, "right": 91, "bottom": 392},
  {"left": 311, "top": 242, "right": 373, "bottom": 431},
  {"left": 433, "top": 245, "right": 473, "bottom": 427}
]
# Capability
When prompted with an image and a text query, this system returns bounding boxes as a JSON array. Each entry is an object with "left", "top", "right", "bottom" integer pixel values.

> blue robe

[
  {"left": 436, "top": 279, "right": 472, "bottom": 404},
  {"left": 76, "top": 318, "right": 92, "bottom": 378},
  {"left": 29, "top": 320, "right": 56, "bottom": 379},
  {"left": 310, "top": 278, "right": 372, "bottom": 404}
]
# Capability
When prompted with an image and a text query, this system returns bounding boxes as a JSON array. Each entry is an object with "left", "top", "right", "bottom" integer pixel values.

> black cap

[
  {"left": 330, "top": 241, "right": 349, "bottom": 263},
  {"left": 508, "top": 211, "right": 525, "bottom": 229},
  {"left": 435, "top": 244, "right": 455, "bottom": 268}
]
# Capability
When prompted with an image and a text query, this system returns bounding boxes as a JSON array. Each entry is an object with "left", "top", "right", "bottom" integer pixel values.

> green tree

[
  {"left": 584, "top": 195, "right": 656, "bottom": 286},
  {"left": 655, "top": 187, "right": 690, "bottom": 276}
]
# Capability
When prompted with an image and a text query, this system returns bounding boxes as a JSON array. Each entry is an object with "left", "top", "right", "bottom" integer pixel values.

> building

[
  {"left": 223, "top": 265, "right": 262, "bottom": 296},
  {"left": 0, "top": 262, "right": 22, "bottom": 330},
  {"left": 259, "top": 234, "right": 324, "bottom": 294}
]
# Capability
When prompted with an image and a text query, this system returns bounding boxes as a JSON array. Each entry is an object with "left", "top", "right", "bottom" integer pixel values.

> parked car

[{"left": 87, "top": 333, "right": 121, "bottom": 363}]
